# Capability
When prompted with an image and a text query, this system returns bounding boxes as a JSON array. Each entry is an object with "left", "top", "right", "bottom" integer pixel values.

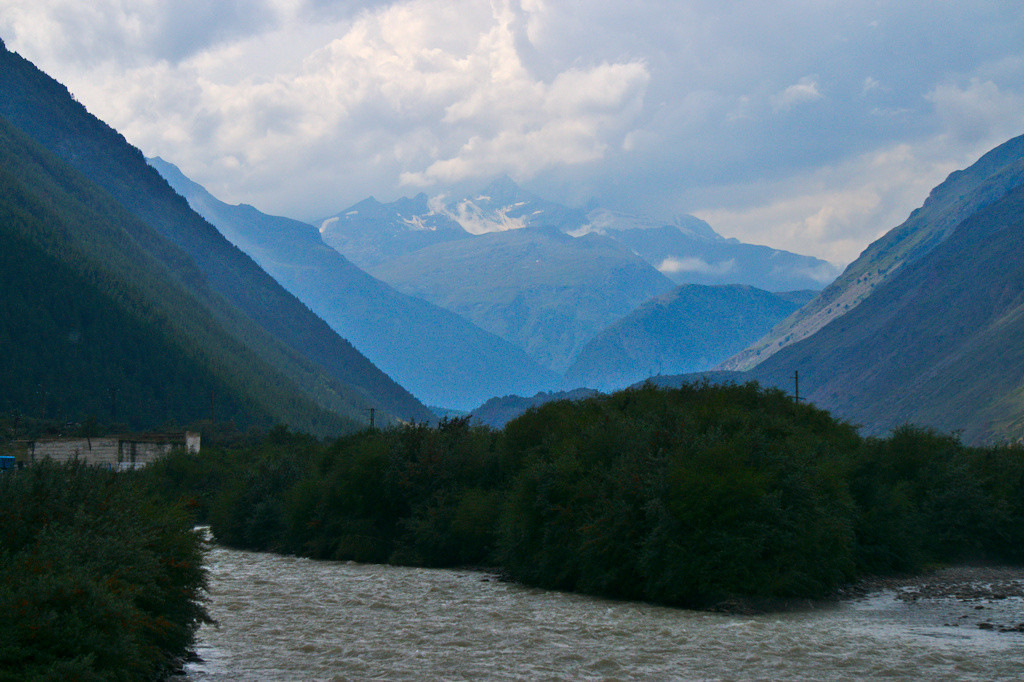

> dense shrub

[
  {"left": 0, "top": 461, "right": 209, "bottom": 680},
  {"left": 134, "top": 383, "right": 1024, "bottom": 610},
  {"left": 851, "top": 426, "right": 1024, "bottom": 572},
  {"left": 498, "top": 383, "right": 860, "bottom": 606}
]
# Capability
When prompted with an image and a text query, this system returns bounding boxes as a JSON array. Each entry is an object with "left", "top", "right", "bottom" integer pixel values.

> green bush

[
  {"left": 498, "top": 383, "right": 859, "bottom": 606},
  {"left": 0, "top": 461, "right": 209, "bottom": 680}
]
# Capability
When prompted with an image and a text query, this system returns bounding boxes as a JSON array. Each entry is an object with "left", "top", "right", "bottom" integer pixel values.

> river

[{"left": 185, "top": 546, "right": 1024, "bottom": 680}]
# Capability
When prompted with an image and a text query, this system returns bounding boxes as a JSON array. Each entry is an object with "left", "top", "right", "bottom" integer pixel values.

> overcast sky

[{"left": 3, "top": 1, "right": 1023, "bottom": 265}]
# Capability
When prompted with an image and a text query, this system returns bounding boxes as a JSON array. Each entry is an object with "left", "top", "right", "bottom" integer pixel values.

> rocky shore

[{"left": 841, "top": 566, "right": 1024, "bottom": 633}]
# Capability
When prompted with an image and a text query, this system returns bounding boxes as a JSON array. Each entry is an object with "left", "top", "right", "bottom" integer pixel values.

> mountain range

[
  {"left": 148, "top": 157, "right": 557, "bottom": 410},
  {"left": 320, "top": 178, "right": 836, "bottom": 375},
  {"left": 6, "top": 36, "right": 1020, "bottom": 443},
  {"left": 151, "top": 160, "right": 816, "bottom": 400},
  {"left": 562, "top": 285, "right": 813, "bottom": 392},
  {"left": 461, "top": 135, "right": 1024, "bottom": 444}
]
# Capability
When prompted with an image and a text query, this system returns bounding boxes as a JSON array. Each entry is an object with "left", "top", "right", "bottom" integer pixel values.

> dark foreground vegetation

[
  {"left": 140, "top": 382, "right": 1024, "bottom": 610},
  {"left": 0, "top": 461, "right": 209, "bottom": 681}
]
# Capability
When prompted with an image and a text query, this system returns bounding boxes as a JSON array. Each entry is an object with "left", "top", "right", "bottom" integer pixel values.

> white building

[{"left": 25, "top": 431, "right": 200, "bottom": 470}]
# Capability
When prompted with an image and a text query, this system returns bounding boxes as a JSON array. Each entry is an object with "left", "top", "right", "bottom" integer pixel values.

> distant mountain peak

[{"left": 481, "top": 174, "right": 524, "bottom": 198}]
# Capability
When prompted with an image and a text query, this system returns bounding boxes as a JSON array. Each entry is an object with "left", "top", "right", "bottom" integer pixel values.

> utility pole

[
  {"left": 108, "top": 385, "right": 117, "bottom": 422},
  {"left": 365, "top": 408, "right": 376, "bottom": 430},
  {"left": 793, "top": 370, "right": 800, "bottom": 404}
]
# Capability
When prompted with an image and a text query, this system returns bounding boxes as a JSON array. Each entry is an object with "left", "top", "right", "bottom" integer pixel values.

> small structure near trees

[{"left": 18, "top": 432, "right": 200, "bottom": 470}]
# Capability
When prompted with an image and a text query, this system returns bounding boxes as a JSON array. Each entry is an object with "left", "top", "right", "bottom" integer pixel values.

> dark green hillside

[
  {"left": 0, "top": 116, "right": 358, "bottom": 432},
  {"left": 750, "top": 183, "right": 1024, "bottom": 444},
  {"left": 563, "top": 284, "right": 804, "bottom": 392},
  {"left": 0, "top": 41, "right": 430, "bottom": 425}
]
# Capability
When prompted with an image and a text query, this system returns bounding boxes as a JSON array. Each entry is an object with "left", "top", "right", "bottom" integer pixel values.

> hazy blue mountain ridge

[
  {"left": 150, "top": 157, "right": 558, "bottom": 410},
  {"left": 318, "top": 178, "right": 839, "bottom": 378},
  {"left": 562, "top": 284, "right": 806, "bottom": 392},
  {"left": 369, "top": 226, "right": 678, "bottom": 373},
  {"left": 319, "top": 194, "right": 470, "bottom": 269},
  {"left": 581, "top": 211, "right": 841, "bottom": 292}
]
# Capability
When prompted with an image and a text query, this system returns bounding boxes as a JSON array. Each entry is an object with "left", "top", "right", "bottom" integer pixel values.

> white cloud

[
  {"left": 693, "top": 142, "right": 967, "bottom": 266},
  {"left": 771, "top": 76, "right": 823, "bottom": 112},
  {"left": 658, "top": 257, "right": 737, "bottom": 276},
  {"left": 3, "top": 0, "right": 1024, "bottom": 262},
  {"left": 4, "top": 0, "right": 648, "bottom": 215},
  {"left": 926, "top": 78, "right": 1024, "bottom": 146}
]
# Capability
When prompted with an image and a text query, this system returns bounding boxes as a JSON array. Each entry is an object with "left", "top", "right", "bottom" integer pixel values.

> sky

[{"left": 2, "top": 0, "right": 1023, "bottom": 266}]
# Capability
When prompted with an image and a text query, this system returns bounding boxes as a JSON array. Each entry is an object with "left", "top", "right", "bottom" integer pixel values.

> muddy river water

[{"left": 184, "top": 546, "right": 1024, "bottom": 680}]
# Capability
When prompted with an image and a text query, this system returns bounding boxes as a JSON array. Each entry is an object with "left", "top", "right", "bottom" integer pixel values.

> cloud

[
  {"left": 771, "top": 76, "right": 823, "bottom": 111},
  {"left": 658, "top": 257, "right": 737, "bottom": 277},
  {"left": 0, "top": 0, "right": 276, "bottom": 66},
  {"left": 3, "top": 0, "right": 1024, "bottom": 263},
  {"left": 692, "top": 141, "right": 970, "bottom": 266},
  {"left": 926, "top": 78, "right": 1024, "bottom": 146}
]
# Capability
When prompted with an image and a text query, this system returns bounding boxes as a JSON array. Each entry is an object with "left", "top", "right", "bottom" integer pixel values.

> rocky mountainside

[
  {"left": 723, "top": 133, "right": 1024, "bottom": 371},
  {"left": 0, "top": 41, "right": 431, "bottom": 428},
  {"left": 150, "top": 158, "right": 557, "bottom": 410},
  {"left": 748, "top": 179, "right": 1024, "bottom": 444}
]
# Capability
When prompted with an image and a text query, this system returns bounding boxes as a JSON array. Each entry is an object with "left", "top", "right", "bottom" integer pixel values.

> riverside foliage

[
  {"left": 0, "top": 461, "right": 209, "bottom": 681},
  {"left": 143, "top": 383, "right": 1024, "bottom": 609}
]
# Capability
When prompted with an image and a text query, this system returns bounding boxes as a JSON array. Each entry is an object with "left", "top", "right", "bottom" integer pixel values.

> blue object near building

[{"left": 0, "top": 455, "right": 16, "bottom": 471}]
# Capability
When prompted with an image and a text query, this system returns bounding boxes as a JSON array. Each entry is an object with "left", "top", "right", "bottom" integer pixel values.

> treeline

[
  {"left": 142, "top": 383, "right": 1024, "bottom": 608},
  {"left": 0, "top": 461, "right": 209, "bottom": 680}
]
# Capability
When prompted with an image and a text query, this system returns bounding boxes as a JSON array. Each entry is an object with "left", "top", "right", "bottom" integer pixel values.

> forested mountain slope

[
  {"left": 0, "top": 39, "right": 431, "bottom": 425},
  {"left": 0, "top": 117, "right": 359, "bottom": 432}
]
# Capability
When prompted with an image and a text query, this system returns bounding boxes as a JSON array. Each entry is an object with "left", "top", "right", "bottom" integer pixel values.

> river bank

[{"left": 838, "top": 565, "right": 1024, "bottom": 634}]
